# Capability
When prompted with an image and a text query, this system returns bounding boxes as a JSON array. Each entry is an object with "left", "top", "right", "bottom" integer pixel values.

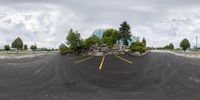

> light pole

[
  {"left": 196, "top": 36, "right": 199, "bottom": 51},
  {"left": 196, "top": 36, "right": 197, "bottom": 51}
]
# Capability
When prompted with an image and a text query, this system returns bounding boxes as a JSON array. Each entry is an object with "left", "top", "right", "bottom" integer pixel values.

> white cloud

[
  {"left": 134, "top": 8, "right": 200, "bottom": 48},
  {"left": 0, "top": 4, "right": 77, "bottom": 49}
]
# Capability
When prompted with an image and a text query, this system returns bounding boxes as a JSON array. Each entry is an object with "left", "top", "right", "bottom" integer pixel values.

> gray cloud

[{"left": 0, "top": 0, "right": 200, "bottom": 48}]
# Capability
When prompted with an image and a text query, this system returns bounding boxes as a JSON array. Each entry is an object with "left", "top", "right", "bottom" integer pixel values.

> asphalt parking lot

[{"left": 0, "top": 52, "right": 200, "bottom": 100}]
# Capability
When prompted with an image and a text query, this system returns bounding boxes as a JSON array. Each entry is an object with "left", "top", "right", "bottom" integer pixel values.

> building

[{"left": 92, "top": 29, "right": 106, "bottom": 39}]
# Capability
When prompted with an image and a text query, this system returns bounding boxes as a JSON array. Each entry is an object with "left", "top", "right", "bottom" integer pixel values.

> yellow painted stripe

[
  {"left": 99, "top": 56, "right": 105, "bottom": 70},
  {"left": 75, "top": 56, "right": 94, "bottom": 64},
  {"left": 115, "top": 55, "right": 133, "bottom": 64}
]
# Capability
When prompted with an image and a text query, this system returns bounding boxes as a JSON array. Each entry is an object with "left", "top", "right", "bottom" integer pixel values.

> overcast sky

[{"left": 0, "top": 0, "right": 200, "bottom": 49}]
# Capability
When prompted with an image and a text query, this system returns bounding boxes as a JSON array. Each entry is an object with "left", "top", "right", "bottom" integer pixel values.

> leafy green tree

[
  {"left": 76, "top": 39, "right": 86, "bottom": 54},
  {"left": 24, "top": 44, "right": 28, "bottom": 51},
  {"left": 85, "top": 35, "right": 102, "bottom": 49},
  {"left": 119, "top": 21, "right": 132, "bottom": 46},
  {"left": 112, "top": 30, "right": 120, "bottom": 43},
  {"left": 4, "top": 45, "right": 10, "bottom": 52},
  {"left": 130, "top": 42, "right": 146, "bottom": 54},
  {"left": 103, "top": 29, "right": 119, "bottom": 44},
  {"left": 66, "top": 29, "right": 82, "bottom": 54},
  {"left": 163, "top": 43, "right": 174, "bottom": 50},
  {"left": 12, "top": 37, "right": 23, "bottom": 53},
  {"left": 102, "top": 37, "right": 113, "bottom": 49},
  {"left": 142, "top": 38, "right": 146, "bottom": 47},
  {"left": 30, "top": 45, "right": 37, "bottom": 51},
  {"left": 59, "top": 43, "right": 69, "bottom": 55},
  {"left": 168, "top": 43, "right": 174, "bottom": 50},
  {"left": 102, "top": 29, "right": 119, "bottom": 48},
  {"left": 180, "top": 38, "right": 190, "bottom": 52},
  {"left": 163, "top": 45, "right": 169, "bottom": 49}
]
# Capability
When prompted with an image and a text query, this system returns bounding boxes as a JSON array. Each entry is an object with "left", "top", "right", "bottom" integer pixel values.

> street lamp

[{"left": 195, "top": 36, "right": 200, "bottom": 51}]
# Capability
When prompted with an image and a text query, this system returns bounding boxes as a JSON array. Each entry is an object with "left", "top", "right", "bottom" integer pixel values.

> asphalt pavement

[{"left": 0, "top": 52, "right": 200, "bottom": 100}]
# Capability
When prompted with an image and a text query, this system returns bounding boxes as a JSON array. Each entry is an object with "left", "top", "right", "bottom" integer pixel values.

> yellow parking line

[
  {"left": 99, "top": 56, "right": 105, "bottom": 70},
  {"left": 75, "top": 56, "right": 94, "bottom": 64},
  {"left": 115, "top": 55, "right": 133, "bottom": 64}
]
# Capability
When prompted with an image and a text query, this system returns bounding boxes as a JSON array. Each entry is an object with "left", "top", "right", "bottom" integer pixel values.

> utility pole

[{"left": 196, "top": 36, "right": 198, "bottom": 51}]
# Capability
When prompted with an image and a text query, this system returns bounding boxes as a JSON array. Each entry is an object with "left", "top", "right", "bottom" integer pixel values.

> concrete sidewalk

[
  {"left": 0, "top": 51, "right": 57, "bottom": 59},
  {"left": 151, "top": 50, "right": 200, "bottom": 59}
]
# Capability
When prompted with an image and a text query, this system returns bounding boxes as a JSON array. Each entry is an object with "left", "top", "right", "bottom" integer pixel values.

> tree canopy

[
  {"left": 59, "top": 43, "right": 71, "bottom": 55},
  {"left": 24, "top": 44, "right": 28, "bottom": 51},
  {"left": 4, "top": 45, "right": 10, "bottom": 51},
  {"left": 12, "top": 37, "right": 23, "bottom": 53},
  {"left": 130, "top": 42, "right": 146, "bottom": 54},
  {"left": 180, "top": 38, "right": 190, "bottom": 51},
  {"left": 85, "top": 35, "right": 102, "bottom": 49},
  {"left": 142, "top": 38, "right": 146, "bottom": 47},
  {"left": 163, "top": 43, "right": 174, "bottom": 50},
  {"left": 119, "top": 21, "right": 132, "bottom": 46},
  {"left": 168, "top": 43, "right": 174, "bottom": 50},
  {"left": 30, "top": 45, "right": 37, "bottom": 51},
  {"left": 102, "top": 29, "right": 119, "bottom": 48},
  {"left": 66, "top": 29, "right": 83, "bottom": 54}
]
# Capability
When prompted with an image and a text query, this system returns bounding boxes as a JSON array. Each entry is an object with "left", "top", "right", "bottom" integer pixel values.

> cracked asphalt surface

[{"left": 0, "top": 52, "right": 200, "bottom": 100}]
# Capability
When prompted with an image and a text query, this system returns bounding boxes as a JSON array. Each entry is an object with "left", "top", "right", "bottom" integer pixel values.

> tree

[
  {"left": 142, "top": 38, "right": 146, "bottom": 47},
  {"left": 102, "top": 29, "right": 119, "bottom": 48},
  {"left": 12, "top": 37, "right": 23, "bottom": 53},
  {"left": 85, "top": 35, "right": 102, "bottom": 49},
  {"left": 76, "top": 39, "right": 86, "bottom": 54},
  {"left": 30, "top": 45, "right": 37, "bottom": 51},
  {"left": 102, "top": 37, "right": 113, "bottom": 49},
  {"left": 163, "top": 43, "right": 174, "bottom": 50},
  {"left": 180, "top": 38, "right": 190, "bottom": 52},
  {"left": 130, "top": 42, "right": 146, "bottom": 54},
  {"left": 163, "top": 45, "right": 169, "bottom": 49},
  {"left": 103, "top": 29, "right": 119, "bottom": 44},
  {"left": 168, "top": 43, "right": 174, "bottom": 50},
  {"left": 59, "top": 43, "right": 69, "bottom": 55},
  {"left": 66, "top": 29, "right": 82, "bottom": 54},
  {"left": 119, "top": 21, "right": 132, "bottom": 46},
  {"left": 24, "top": 44, "right": 28, "bottom": 51},
  {"left": 4, "top": 45, "right": 10, "bottom": 53}
]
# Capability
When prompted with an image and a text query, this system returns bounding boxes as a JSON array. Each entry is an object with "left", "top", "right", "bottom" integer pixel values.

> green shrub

[
  {"left": 59, "top": 44, "right": 72, "bottom": 55},
  {"left": 130, "top": 42, "right": 146, "bottom": 54}
]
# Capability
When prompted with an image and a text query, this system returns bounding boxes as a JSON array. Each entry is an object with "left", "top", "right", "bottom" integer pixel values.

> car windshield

[{"left": 0, "top": 0, "right": 200, "bottom": 100}]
